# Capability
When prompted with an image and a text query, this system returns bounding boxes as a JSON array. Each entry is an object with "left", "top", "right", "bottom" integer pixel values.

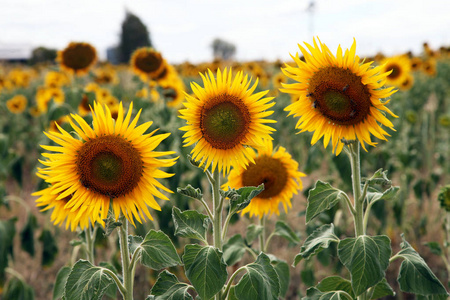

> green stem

[
  {"left": 222, "top": 211, "right": 233, "bottom": 242},
  {"left": 259, "top": 216, "right": 266, "bottom": 253},
  {"left": 85, "top": 226, "right": 95, "bottom": 263},
  {"left": 264, "top": 232, "right": 276, "bottom": 253},
  {"left": 348, "top": 142, "right": 365, "bottom": 236},
  {"left": 118, "top": 215, "right": 134, "bottom": 300},
  {"left": 211, "top": 170, "right": 223, "bottom": 300},
  {"left": 222, "top": 266, "right": 247, "bottom": 299},
  {"left": 103, "top": 268, "right": 126, "bottom": 296}
]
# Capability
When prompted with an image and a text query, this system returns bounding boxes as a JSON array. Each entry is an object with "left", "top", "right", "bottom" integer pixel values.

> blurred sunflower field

[{"left": 0, "top": 35, "right": 449, "bottom": 300}]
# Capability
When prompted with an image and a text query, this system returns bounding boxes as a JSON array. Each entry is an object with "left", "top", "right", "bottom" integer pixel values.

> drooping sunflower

[
  {"left": 224, "top": 140, "right": 305, "bottom": 218},
  {"left": 281, "top": 38, "right": 397, "bottom": 154},
  {"left": 379, "top": 55, "right": 411, "bottom": 87},
  {"left": 35, "top": 102, "right": 177, "bottom": 227},
  {"left": 179, "top": 68, "right": 276, "bottom": 174},
  {"left": 6, "top": 95, "right": 27, "bottom": 114},
  {"left": 130, "top": 48, "right": 167, "bottom": 81},
  {"left": 57, "top": 42, "right": 97, "bottom": 75}
]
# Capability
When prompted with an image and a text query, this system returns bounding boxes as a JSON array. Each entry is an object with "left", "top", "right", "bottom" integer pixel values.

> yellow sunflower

[
  {"left": 35, "top": 102, "right": 178, "bottom": 227},
  {"left": 224, "top": 140, "right": 305, "bottom": 218},
  {"left": 410, "top": 57, "right": 422, "bottom": 72},
  {"left": 57, "top": 42, "right": 97, "bottom": 75},
  {"left": 45, "top": 71, "right": 71, "bottom": 88},
  {"left": 400, "top": 74, "right": 414, "bottom": 91},
  {"left": 179, "top": 68, "right": 276, "bottom": 174},
  {"left": 36, "top": 87, "right": 65, "bottom": 113},
  {"left": 379, "top": 55, "right": 411, "bottom": 87},
  {"left": 6, "top": 95, "right": 27, "bottom": 114},
  {"left": 78, "top": 94, "right": 91, "bottom": 116},
  {"left": 130, "top": 48, "right": 166, "bottom": 81},
  {"left": 161, "top": 79, "right": 186, "bottom": 108},
  {"left": 422, "top": 59, "right": 437, "bottom": 76},
  {"left": 281, "top": 38, "right": 397, "bottom": 155}
]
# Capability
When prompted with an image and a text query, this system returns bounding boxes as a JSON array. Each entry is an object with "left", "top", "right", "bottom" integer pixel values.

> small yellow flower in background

[
  {"left": 400, "top": 74, "right": 414, "bottom": 91},
  {"left": 422, "top": 59, "right": 437, "bottom": 76},
  {"left": 379, "top": 55, "right": 411, "bottom": 87},
  {"left": 6, "top": 95, "right": 27, "bottom": 114},
  {"left": 7, "top": 69, "right": 32, "bottom": 88},
  {"left": 33, "top": 102, "right": 178, "bottom": 229},
  {"left": 36, "top": 87, "right": 65, "bottom": 113},
  {"left": 93, "top": 64, "right": 119, "bottom": 84},
  {"left": 136, "top": 87, "right": 149, "bottom": 98},
  {"left": 224, "top": 140, "right": 305, "bottom": 218},
  {"left": 161, "top": 78, "right": 186, "bottom": 108},
  {"left": 179, "top": 68, "right": 276, "bottom": 174},
  {"left": 57, "top": 42, "right": 97, "bottom": 75},
  {"left": 281, "top": 38, "right": 397, "bottom": 155},
  {"left": 131, "top": 47, "right": 167, "bottom": 81},
  {"left": 44, "top": 71, "right": 71, "bottom": 88}
]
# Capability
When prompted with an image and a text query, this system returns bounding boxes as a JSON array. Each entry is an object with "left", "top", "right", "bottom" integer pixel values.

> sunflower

[
  {"left": 6, "top": 95, "right": 27, "bottom": 114},
  {"left": 130, "top": 48, "right": 166, "bottom": 81},
  {"left": 281, "top": 38, "right": 397, "bottom": 155},
  {"left": 400, "top": 74, "right": 414, "bottom": 91},
  {"left": 379, "top": 55, "right": 411, "bottom": 87},
  {"left": 57, "top": 42, "right": 97, "bottom": 75},
  {"left": 179, "top": 68, "right": 276, "bottom": 174},
  {"left": 422, "top": 59, "right": 437, "bottom": 76},
  {"left": 161, "top": 79, "right": 186, "bottom": 108},
  {"left": 36, "top": 87, "right": 65, "bottom": 113},
  {"left": 410, "top": 57, "right": 422, "bottom": 71},
  {"left": 78, "top": 94, "right": 91, "bottom": 116},
  {"left": 35, "top": 102, "right": 178, "bottom": 227},
  {"left": 45, "top": 71, "right": 71, "bottom": 88},
  {"left": 224, "top": 140, "right": 305, "bottom": 218},
  {"left": 272, "top": 72, "right": 287, "bottom": 89}
]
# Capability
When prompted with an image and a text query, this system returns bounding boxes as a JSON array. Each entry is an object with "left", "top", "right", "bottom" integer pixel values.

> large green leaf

[
  {"left": 274, "top": 221, "right": 300, "bottom": 244},
  {"left": 306, "top": 181, "right": 347, "bottom": 223},
  {"left": 246, "top": 224, "right": 263, "bottom": 245},
  {"left": 172, "top": 207, "right": 210, "bottom": 243},
  {"left": 304, "top": 287, "right": 353, "bottom": 300},
  {"left": 234, "top": 253, "right": 280, "bottom": 300},
  {"left": 366, "top": 186, "right": 400, "bottom": 204},
  {"left": 316, "top": 276, "right": 354, "bottom": 298},
  {"left": 0, "top": 217, "right": 16, "bottom": 287},
  {"left": 149, "top": 270, "right": 193, "bottom": 300},
  {"left": 98, "top": 262, "right": 120, "bottom": 299},
  {"left": 3, "top": 277, "right": 35, "bottom": 300},
  {"left": 222, "top": 184, "right": 264, "bottom": 215},
  {"left": 182, "top": 244, "right": 227, "bottom": 300},
  {"left": 294, "top": 224, "right": 339, "bottom": 266},
  {"left": 223, "top": 234, "right": 247, "bottom": 266},
  {"left": 53, "top": 266, "right": 71, "bottom": 300},
  {"left": 396, "top": 236, "right": 448, "bottom": 296},
  {"left": 337, "top": 235, "right": 391, "bottom": 296},
  {"left": 39, "top": 229, "right": 58, "bottom": 267},
  {"left": 139, "top": 230, "right": 181, "bottom": 270},
  {"left": 20, "top": 213, "right": 37, "bottom": 257},
  {"left": 177, "top": 184, "right": 203, "bottom": 202},
  {"left": 64, "top": 260, "right": 114, "bottom": 300},
  {"left": 270, "top": 256, "right": 290, "bottom": 298},
  {"left": 370, "top": 278, "right": 395, "bottom": 299}
]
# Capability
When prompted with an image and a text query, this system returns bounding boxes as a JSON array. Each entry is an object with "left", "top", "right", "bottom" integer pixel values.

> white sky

[{"left": 0, "top": 0, "right": 449, "bottom": 63}]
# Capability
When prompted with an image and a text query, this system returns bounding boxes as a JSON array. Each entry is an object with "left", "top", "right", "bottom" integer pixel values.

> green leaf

[
  {"left": 306, "top": 181, "right": 347, "bottom": 223},
  {"left": 0, "top": 217, "right": 16, "bottom": 286},
  {"left": 39, "top": 229, "right": 58, "bottom": 267},
  {"left": 182, "top": 244, "right": 228, "bottom": 300},
  {"left": 3, "top": 277, "right": 35, "bottom": 300},
  {"left": 274, "top": 221, "right": 300, "bottom": 244},
  {"left": 53, "top": 266, "right": 71, "bottom": 300},
  {"left": 234, "top": 253, "right": 280, "bottom": 300},
  {"left": 424, "top": 242, "right": 443, "bottom": 256},
  {"left": 294, "top": 224, "right": 339, "bottom": 265},
  {"left": 102, "top": 213, "right": 122, "bottom": 237},
  {"left": 365, "top": 169, "right": 391, "bottom": 186},
  {"left": 20, "top": 213, "right": 37, "bottom": 257},
  {"left": 270, "top": 256, "right": 290, "bottom": 298},
  {"left": 371, "top": 278, "right": 395, "bottom": 299},
  {"left": 140, "top": 230, "right": 181, "bottom": 270},
  {"left": 304, "top": 287, "right": 353, "bottom": 300},
  {"left": 98, "top": 262, "right": 119, "bottom": 299},
  {"left": 222, "top": 184, "right": 264, "bottom": 215},
  {"left": 316, "top": 276, "right": 354, "bottom": 298},
  {"left": 177, "top": 184, "right": 203, "bottom": 202},
  {"left": 64, "top": 260, "right": 114, "bottom": 300},
  {"left": 172, "top": 207, "right": 210, "bottom": 243},
  {"left": 337, "top": 235, "right": 391, "bottom": 296},
  {"left": 150, "top": 270, "right": 193, "bottom": 300},
  {"left": 223, "top": 234, "right": 247, "bottom": 266},
  {"left": 128, "top": 235, "right": 143, "bottom": 255},
  {"left": 246, "top": 224, "right": 263, "bottom": 245},
  {"left": 366, "top": 186, "right": 400, "bottom": 204},
  {"left": 396, "top": 235, "right": 448, "bottom": 296}
]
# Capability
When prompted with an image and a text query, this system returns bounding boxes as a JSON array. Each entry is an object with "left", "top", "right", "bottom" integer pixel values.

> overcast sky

[{"left": 0, "top": 0, "right": 449, "bottom": 63}]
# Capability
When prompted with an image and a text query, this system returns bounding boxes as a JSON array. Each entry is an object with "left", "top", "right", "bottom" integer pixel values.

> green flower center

[
  {"left": 323, "top": 91, "right": 351, "bottom": 114},
  {"left": 200, "top": 94, "right": 250, "bottom": 150}
]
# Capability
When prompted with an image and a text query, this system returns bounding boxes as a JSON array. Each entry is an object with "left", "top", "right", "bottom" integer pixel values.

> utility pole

[{"left": 306, "top": 0, "right": 315, "bottom": 38}]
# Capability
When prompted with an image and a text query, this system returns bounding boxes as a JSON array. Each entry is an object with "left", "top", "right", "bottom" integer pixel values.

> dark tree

[
  {"left": 29, "top": 47, "right": 57, "bottom": 64},
  {"left": 211, "top": 38, "right": 236, "bottom": 60},
  {"left": 118, "top": 11, "right": 152, "bottom": 63}
]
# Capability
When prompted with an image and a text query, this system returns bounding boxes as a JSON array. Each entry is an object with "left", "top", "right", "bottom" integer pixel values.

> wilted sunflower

[
  {"left": 35, "top": 102, "right": 177, "bottom": 227},
  {"left": 224, "top": 140, "right": 305, "bottom": 218},
  {"left": 131, "top": 48, "right": 166, "bottom": 81},
  {"left": 57, "top": 42, "right": 97, "bottom": 75},
  {"left": 6, "top": 95, "right": 27, "bottom": 114},
  {"left": 379, "top": 55, "right": 411, "bottom": 87},
  {"left": 281, "top": 38, "right": 397, "bottom": 154},
  {"left": 179, "top": 68, "right": 276, "bottom": 174}
]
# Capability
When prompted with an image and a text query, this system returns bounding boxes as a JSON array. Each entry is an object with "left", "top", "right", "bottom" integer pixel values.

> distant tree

[
  {"left": 118, "top": 11, "right": 152, "bottom": 63},
  {"left": 29, "top": 47, "right": 57, "bottom": 64},
  {"left": 211, "top": 38, "right": 236, "bottom": 60}
]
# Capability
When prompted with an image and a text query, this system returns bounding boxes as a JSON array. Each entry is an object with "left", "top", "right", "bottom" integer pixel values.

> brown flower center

[
  {"left": 135, "top": 51, "right": 163, "bottom": 74},
  {"left": 386, "top": 63, "right": 401, "bottom": 80},
  {"left": 308, "top": 67, "right": 372, "bottom": 126},
  {"left": 242, "top": 155, "right": 288, "bottom": 199},
  {"left": 76, "top": 135, "right": 143, "bottom": 198},
  {"left": 200, "top": 93, "right": 250, "bottom": 150},
  {"left": 62, "top": 44, "right": 96, "bottom": 71}
]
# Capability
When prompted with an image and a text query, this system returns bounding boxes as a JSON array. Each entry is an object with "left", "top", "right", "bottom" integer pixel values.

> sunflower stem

[
  {"left": 118, "top": 215, "right": 134, "bottom": 300},
  {"left": 211, "top": 169, "right": 223, "bottom": 300},
  {"left": 84, "top": 225, "right": 95, "bottom": 263},
  {"left": 259, "top": 215, "right": 266, "bottom": 253}
]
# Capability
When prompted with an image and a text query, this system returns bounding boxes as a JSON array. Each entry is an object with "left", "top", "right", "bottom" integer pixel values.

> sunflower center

[
  {"left": 135, "top": 53, "right": 163, "bottom": 73},
  {"left": 62, "top": 44, "right": 96, "bottom": 71},
  {"left": 242, "top": 156, "right": 288, "bottom": 199},
  {"left": 200, "top": 94, "right": 250, "bottom": 150},
  {"left": 309, "top": 67, "right": 372, "bottom": 126},
  {"left": 76, "top": 135, "right": 143, "bottom": 198},
  {"left": 386, "top": 63, "right": 401, "bottom": 79}
]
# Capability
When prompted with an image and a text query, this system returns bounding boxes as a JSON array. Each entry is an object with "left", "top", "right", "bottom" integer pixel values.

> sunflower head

[
  {"left": 281, "top": 38, "right": 398, "bottom": 155},
  {"left": 34, "top": 101, "right": 178, "bottom": 229},
  {"left": 57, "top": 42, "right": 97, "bottom": 75},
  {"left": 6, "top": 95, "right": 27, "bottom": 114},
  {"left": 130, "top": 47, "right": 166, "bottom": 81},
  {"left": 179, "top": 68, "right": 276, "bottom": 174},
  {"left": 380, "top": 55, "right": 411, "bottom": 87},
  {"left": 224, "top": 140, "right": 305, "bottom": 218}
]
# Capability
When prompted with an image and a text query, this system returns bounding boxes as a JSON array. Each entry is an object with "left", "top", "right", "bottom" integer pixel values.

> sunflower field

[{"left": 0, "top": 39, "right": 449, "bottom": 300}]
